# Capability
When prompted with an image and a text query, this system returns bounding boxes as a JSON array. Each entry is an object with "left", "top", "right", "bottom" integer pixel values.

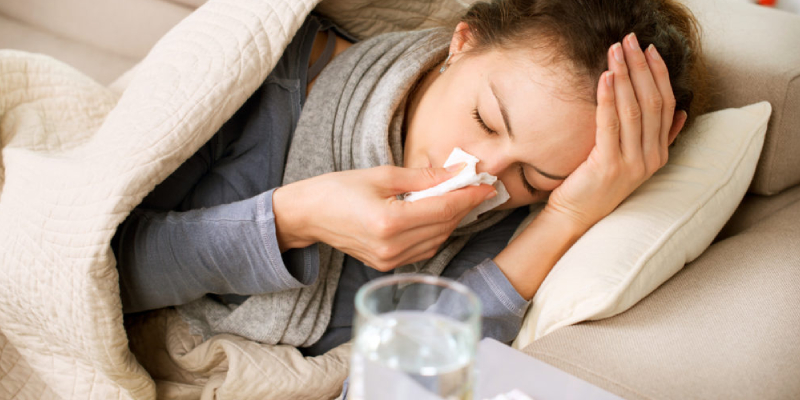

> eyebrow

[
  {"left": 489, "top": 81, "right": 569, "bottom": 181},
  {"left": 490, "top": 81, "right": 515, "bottom": 140}
]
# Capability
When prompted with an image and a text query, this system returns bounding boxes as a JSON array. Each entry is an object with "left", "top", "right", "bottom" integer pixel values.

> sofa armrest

[{"left": 522, "top": 196, "right": 800, "bottom": 400}]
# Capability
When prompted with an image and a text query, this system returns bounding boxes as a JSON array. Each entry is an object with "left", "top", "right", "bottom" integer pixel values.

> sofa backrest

[
  {"left": 0, "top": 0, "right": 193, "bottom": 60},
  {"left": 322, "top": 0, "right": 800, "bottom": 197},
  {"left": 3, "top": 0, "right": 797, "bottom": 195},
  {"left": 681, "top": 0, "right": 800, "bottom": 195},
  {"left": 319, "top": 0, "right": 800, "bottom": 196}
]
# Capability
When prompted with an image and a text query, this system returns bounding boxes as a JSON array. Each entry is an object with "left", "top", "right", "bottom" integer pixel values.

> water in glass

[{"left": 351, "top": 310, "right": 476, "bottom": 400}]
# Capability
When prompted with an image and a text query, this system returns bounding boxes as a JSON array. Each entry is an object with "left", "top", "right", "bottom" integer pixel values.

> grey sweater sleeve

[
  {"left": 454, "top": 258, "right": 530, "bottom": 343},
  {"left": 115, "top": 189, "right": 319, "bottom": 313},
  {"left": 422, "top": 257, "right": 529, "bottom": 345},
  {"left": 438, "top": 208, "right": 531, "bottom": 344}
]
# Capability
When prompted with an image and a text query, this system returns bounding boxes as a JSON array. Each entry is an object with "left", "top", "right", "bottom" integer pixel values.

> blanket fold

[{"left": 0, "top": 0, "right": 322, "bottom": 398}]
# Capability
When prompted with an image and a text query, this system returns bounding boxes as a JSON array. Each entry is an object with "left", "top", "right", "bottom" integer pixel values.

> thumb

[{"left": 383, "top": 162, "right": 467, "bottom": 195}]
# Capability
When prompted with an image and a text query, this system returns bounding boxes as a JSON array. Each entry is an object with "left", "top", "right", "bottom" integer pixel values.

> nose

[{"left": 474, "top": 149, "right": 513, "bottom": 177}]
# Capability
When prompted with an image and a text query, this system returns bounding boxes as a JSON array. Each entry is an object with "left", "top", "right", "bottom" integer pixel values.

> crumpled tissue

[{"left": 403, "top": 147, "right": 511, "bottom": 227}]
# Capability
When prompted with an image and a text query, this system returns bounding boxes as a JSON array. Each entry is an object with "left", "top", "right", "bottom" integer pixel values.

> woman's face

[{"left": 403, "top": 30, "right": 597, "bottom": 209}]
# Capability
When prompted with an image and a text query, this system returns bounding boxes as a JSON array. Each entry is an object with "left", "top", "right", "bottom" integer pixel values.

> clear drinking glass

[{"left": 349, "top": 274, "right": 481, "bottom": 400}]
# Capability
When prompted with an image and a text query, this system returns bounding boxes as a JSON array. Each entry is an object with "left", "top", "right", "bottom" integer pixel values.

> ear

[
  {"left": 668, "top": 110, "right": 688, "bottom": 146},
  {"left": 448, "top": 22, "right": 475, "bottom": 63}
]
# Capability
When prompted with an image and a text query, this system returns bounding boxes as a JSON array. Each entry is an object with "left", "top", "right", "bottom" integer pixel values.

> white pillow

[{"left": 512, "top": 102, "right": 772, "bottom": 349}]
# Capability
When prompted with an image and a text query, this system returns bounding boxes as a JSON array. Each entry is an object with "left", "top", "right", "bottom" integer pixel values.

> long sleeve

[
  {"left": 449, "top": 258, "right": 530, "bottom": 343},
  {"left": 115, "top": 189, "right": 319, "bottom": 313},
  {"left": 438, "top": 207, "right": 531, "bottom": 344},
  {"left": 415, "top": 257, "right": 529, "bottom": 344},
  {"left": 301, "top": 207, "right": 531, "bottom": 356}
]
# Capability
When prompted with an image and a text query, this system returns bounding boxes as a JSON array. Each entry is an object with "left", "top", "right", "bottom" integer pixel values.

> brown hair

[{"left": 457, "top": 0, "right": 707, "bottom": 128}]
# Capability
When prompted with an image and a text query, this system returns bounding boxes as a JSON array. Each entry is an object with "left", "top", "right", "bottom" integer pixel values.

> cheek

[
  {"left": 495, "top": 171, "right": 531, "bottom": 207},
  {"left": 417, "top": 78, "right": 485, "bottom": 166},
  {"left": 494, "top": 169, "right": 554, "bottom": 209},
  {"left": 425, "top": 116, "right": 482, "bottom": 166}
]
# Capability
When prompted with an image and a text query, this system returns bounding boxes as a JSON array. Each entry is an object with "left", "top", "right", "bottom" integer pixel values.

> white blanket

[
  {"left": 0, "top": 0, "right": 322, "bottom": 398},
  {"left": 0, "top": 0, "right": 471, "bottom": 398}
]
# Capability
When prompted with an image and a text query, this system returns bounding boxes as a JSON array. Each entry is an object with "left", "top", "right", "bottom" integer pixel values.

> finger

[
  {"left": 386, "top": 225, "right": 452, "bottom": 265},
  {"left": 668, "top": 110, "right": 688, "bottom": 147},
  {"left": 355, "top": 221, "right": 453, "bottom": 270},
  {"left": 400, "top": 240, "right": 446, "bottom": 265},
  {"left": 387, "top": 211, "right": 460, "bottom": 250},
  {"left": 337, "top": 246, "right": 383, "bottom": 271},
  {"left": 595, "top": 70, "right": 620, "bottom": 162},
  {"left": 608, "top": 42, "right": 643, "bottom": 162},
  {"left": 391, "top": 183, "right": 497, "bottom": 227},
  {"left": 622, "top": 33, "right": 663, "bottom": 173},
  {"left": 381, "top": 163, "right": 467, "bottom": 195},
  {"left": 644, "top": 43, "right": 677, "bottom": 161}
]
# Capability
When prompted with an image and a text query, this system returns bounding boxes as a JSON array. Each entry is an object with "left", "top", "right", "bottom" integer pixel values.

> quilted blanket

[{"left": 0, "top": 0, "right": 470, "bottom": 398}]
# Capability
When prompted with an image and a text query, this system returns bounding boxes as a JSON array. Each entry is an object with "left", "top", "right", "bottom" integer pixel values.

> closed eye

[
  {"left": 472, "top": 108, "right": 497, "bottom": 135},
  {"left": 518, "top": 165, "right": 538, "bottom": 197},
  {"left": 472, "top": 107, "right": 537, "bottom": 196}
]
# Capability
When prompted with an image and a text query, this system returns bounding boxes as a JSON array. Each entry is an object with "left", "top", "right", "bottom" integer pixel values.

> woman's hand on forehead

[{"left": 542, "top": 32, "right": 687, "bottom": 230}]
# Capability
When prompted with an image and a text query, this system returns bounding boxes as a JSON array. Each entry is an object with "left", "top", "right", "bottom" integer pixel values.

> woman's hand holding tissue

[{"left": 272, "top": 164, "right": 496, "bottom": 271}]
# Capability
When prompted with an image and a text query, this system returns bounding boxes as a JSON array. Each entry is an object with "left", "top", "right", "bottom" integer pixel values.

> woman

[{"left": 114, "top": 0, "right": 704, "bottom": 355}]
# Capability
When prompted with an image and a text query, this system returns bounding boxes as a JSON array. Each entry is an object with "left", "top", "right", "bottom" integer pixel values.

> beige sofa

[{"left": 1, "top": 0, "right": 798, "bottom": 399}]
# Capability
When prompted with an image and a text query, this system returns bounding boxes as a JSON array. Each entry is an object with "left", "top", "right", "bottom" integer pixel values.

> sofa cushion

[
  {"left": 717, "top": 183, "right": 800, "bottom": 241},
  {"left": 513, "top": 102, "right": 771, "bottom": 348},
  {"left": 0, "top": 14, "right": 138, "bottom": 85},
  {"left": 681, "top": 0, "right": 800, "bottom": 195},
  {"left": 163, "top": 0, "right": 207, "bottom": 8},
  {"left": 521, "top": 196, "right": 800, "bottom": 400},
  {"left": 0, "top": 0, "right": 192, "bottom": 61}
]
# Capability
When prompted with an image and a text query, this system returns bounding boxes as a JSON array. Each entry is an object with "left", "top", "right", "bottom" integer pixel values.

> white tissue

[
  {"left": 484, "top": 389, "right": 535, "bottom": 400},
  {"left": 403, "top": 147, "right": 511, "bottom": 227}
]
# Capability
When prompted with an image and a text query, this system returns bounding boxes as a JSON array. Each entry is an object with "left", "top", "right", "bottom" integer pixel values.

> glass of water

[{"left": 349, "top": 274, "right": 481, "bottom": 400}]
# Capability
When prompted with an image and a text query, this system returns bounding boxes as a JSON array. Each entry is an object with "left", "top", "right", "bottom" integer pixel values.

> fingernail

[
  {"left": 648, "top": 44, "right": 660, "bottom": 60},
  {"left": 446, "top": 162, "right": 466, "bottom": 172},
  {"left": 627, "top": 32, "right": 639, "bottom": 50},
  {"left": 605, "top": 71, "right": 614, "bottom": 88},
  {"left": 485, "top": 190, "right": 497, "bottom": 200},
  {"left": 612, "top": 43, "right": 624, "bottom": 63}
]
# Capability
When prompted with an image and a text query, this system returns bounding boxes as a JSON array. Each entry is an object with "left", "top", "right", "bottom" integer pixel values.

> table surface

[
  {"left": 475, "top": 338, "right": 623, "bottom": 400},
  {"left": 344, "top": 338, "right": 625, "bottom": 400}
]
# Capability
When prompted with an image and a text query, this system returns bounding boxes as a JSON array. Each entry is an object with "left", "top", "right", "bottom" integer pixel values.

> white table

[
  {"left": 344, "top": 338, "right": 624, "bottom": 400},
  {"left": 475, "top": 338, "right": 623, "bottom": 400}
]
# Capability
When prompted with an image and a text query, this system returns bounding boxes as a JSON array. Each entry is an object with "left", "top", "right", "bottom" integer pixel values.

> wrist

[
  {"left": 273, "top": 181, "right": 316, "bottom": 252},
  {"left": 494, "top": 204, "right": 591, "bottom": 300},
  {"left": 540, "top": 203, "right": 595, "bottom": 239}
]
